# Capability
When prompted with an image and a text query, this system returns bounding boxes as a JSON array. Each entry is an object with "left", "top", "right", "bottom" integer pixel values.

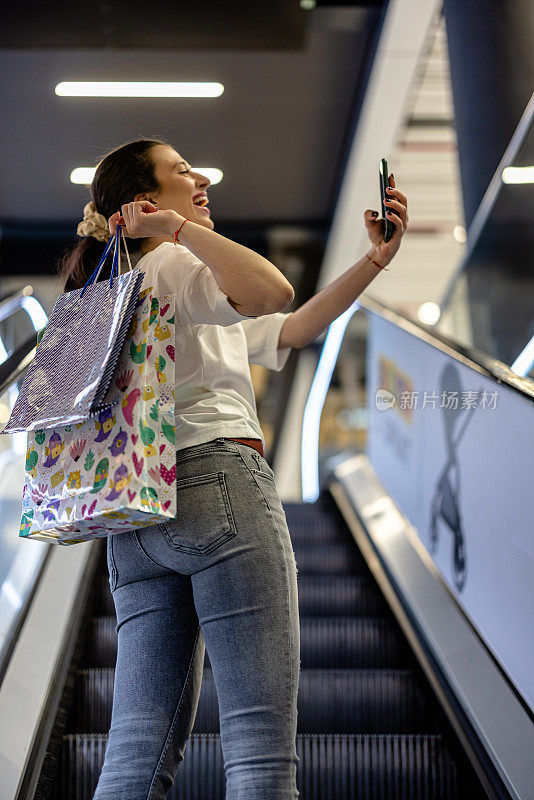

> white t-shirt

[{"left": 134, "top": 241, "right": 293, "bottom": 451}]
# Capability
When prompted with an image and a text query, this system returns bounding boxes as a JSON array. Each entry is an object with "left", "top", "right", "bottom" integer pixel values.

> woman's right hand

[{"left": 108, "top": 201, "right": 180, "bottom": 238}]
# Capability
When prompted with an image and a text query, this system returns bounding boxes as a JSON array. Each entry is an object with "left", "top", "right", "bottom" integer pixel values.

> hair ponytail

[{"left": 57, "top": 136, "right": 171, "bottom": 292}]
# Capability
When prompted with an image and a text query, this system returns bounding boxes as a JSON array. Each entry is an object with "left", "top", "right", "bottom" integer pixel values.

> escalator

[
  {"left": 35, "top": 491, "right": 487, "bottom": 799},
  {"left": 0, "top": 285, "right": 522, "bottom": 798}
]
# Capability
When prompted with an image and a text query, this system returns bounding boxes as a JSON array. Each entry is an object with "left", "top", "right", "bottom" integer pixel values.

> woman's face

[{"left": 140, "top": 144, "right": 214, "bottom": 233}]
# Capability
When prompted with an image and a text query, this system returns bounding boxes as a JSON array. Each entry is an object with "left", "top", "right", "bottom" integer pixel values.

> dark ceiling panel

[{"left": 1, "top": 1, "right": 307, "bottom": 50}]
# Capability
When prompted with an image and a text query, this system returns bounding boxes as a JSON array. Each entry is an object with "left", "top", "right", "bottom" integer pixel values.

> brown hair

[{"left": 57, "top": 136, "right": 171, "bottom": 292}]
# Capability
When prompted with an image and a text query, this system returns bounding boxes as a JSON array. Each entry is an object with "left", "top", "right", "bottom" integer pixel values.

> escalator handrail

[
  {"left": 0, "top": 334, "right": 37, "bottom": 398},
  {"left": 357, "top": 293, "right": 534, "bottom": 403},
  {"left": 0, "top": 286, "right": 34, "bottom": 326},
  {"left": 0, "top": 333, "right": 41, "bottom": 683}
]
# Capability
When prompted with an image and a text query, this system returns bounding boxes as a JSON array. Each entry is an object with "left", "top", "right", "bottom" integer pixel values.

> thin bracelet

[
  {"left": 173, "top": 218, "right": 191, "bottom": 245},
  {"left": 366, "top": 252, "right": 389, "bottom": 271}
]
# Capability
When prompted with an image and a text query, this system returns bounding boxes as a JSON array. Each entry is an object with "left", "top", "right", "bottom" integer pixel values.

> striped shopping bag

[{"left": 2, "top": 225, "right": 145, "bottom": 433}]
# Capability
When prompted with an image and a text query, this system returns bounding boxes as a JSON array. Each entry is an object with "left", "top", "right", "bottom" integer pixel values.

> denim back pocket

[{"left": 158, "top": 471, "right": 237, "bottom": 555}]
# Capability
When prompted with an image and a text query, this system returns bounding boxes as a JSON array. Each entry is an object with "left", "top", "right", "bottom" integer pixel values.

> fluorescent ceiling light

[
  {"left": 502, "top": 166, "right": 534, "bottom": 184},
  {"left": 71, "top": 167, "right": 223, "bottom": 186},
  {"left": 55, "top": 81, "right": 224, "bottom": 97}
]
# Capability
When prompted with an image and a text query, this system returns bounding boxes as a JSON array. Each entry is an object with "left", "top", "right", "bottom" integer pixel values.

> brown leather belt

[{"left": 226, "top": 437, "right": 264, "bottom": 458}]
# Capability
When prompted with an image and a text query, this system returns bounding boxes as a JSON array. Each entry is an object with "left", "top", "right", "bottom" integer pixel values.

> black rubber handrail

[
  {"left": 357, "top": 293, "right": 534, "bottom": 403},
  {"left": 0, "top": 335, "right": 37, "bottom": 397},
  {"left": 0, "top": 286, "right": 34, "bottom": 325}
]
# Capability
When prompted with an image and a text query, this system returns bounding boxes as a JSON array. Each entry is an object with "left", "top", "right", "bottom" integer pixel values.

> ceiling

[
  {"left": 0, "top": 1, "right": 386, "bottom": 275},
  {"left": 1, "top": 0, "right": 309, "bottom": 50}
]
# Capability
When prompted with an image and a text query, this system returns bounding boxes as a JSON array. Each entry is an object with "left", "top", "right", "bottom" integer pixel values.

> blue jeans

[{"left": 93, "top": 437, "right": 301, "bottom": 800}]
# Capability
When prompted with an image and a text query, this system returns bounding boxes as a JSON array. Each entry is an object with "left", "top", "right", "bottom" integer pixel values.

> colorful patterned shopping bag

[
  {"left": 2, "top": 227, "right": 144, "bottom": 433},
  {"left": 18, "top": 281, "right": 178, "bottom": 545}
]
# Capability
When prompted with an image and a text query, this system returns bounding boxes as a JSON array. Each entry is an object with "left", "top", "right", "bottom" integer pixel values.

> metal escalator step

[
  {"left": 282, "top": 498, "right": 342, "bottom": 524},
  {"left": 71, "top": 668, "right": 113, "bottom": 734},
  {"left": 306, "top": 669, "right": 438, "bottom": 734},
  {"left": 282, "top": 496, "right": 333, "bottom": 512},
  {"left": 72, "top": 667, "right": 438, "bottom": 735},
  {"left": 62, "top": 732, "right": 458, "bottom": 799},
  {"left": 285, "top": 516, "right": 351, "bottom": 543},
  {"left": 97, "top": 575, "right": 114, "bottom": 615},
  {"left": 302, "top": 617, "right": 412, "bottom": 668},
  {"left": 86, "top": 616, "right": 411, "bottom": 669},
  {"left": 293, "top": 541, "right": 368, "bottom": 574},
  {"left": 97, "top": 573, "right": 388, "bottom": 618},
  {"left": 298, "top": 574, "right": 388, "bottom": 616}
]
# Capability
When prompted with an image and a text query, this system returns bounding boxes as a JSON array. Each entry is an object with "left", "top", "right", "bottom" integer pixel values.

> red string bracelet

[
  {"left": 366, "top": 252, "right": 389, "bottom": 271},
  {"left": 173, "top": 218, "right": 191, "bottom": 245}
]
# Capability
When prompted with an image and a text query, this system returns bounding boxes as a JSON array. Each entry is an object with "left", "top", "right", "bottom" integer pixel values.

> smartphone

[{"left": 379, "top": 158, "right": 395, "bottom": 242}]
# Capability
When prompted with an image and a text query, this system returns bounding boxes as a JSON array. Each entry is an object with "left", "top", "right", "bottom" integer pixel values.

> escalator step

[
  {"left": 72, "top": 667, "right": 439, "bottom": 735},
  {"left": 86, "top": 616, "right": 411, "bottom": 669},
  {"left": 302, "top": 617, "right": 412, "bottom": 668},
  {"left": 97, "top": 572, "right": 388, "bottom": 617},
  {"left": 285, "top": 516, "right": 351, "bottom": 543},
  {"left": 293, "top": 541, "right": 368, "bottom": 574},
  {"left": 297, "top": 575, "right": 388, "bottom": 616},
  {"left": 282, "top": 498, "right": 342, "bottom": 525},
  {"left": 61, "top": 732, "right": 458, "bottom": 799}
]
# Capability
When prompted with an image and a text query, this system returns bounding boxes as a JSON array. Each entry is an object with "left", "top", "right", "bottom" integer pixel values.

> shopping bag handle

[{"left": 80, "top": 224, "right": 133, "bottom": 298}]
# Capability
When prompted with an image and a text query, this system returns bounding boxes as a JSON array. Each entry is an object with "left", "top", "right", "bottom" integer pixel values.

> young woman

[{"left": 61, "top": 137, "right": 408, "bottom": 800}]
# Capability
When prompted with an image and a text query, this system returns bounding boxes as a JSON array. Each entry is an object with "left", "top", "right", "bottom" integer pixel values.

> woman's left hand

[{"left": 364, "top": 174, "right": 409, "bottom": 267}]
